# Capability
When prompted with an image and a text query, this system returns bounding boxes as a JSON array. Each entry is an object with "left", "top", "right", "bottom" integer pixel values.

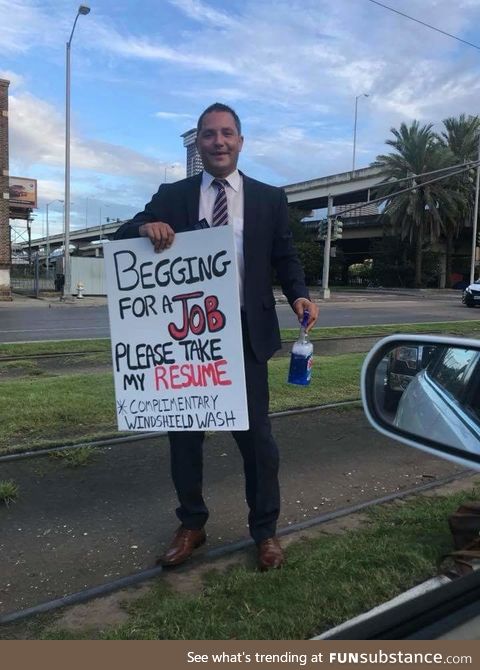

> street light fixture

[
  {"left": 352, "top": 93, "right": 369, "bottom": 173},
  {"left": 45, "top": 199, "right": 64, "bottom": 274},
  {"left": 164, "top": 164, "right": 175, "bottom": 183},
  {"left": 63, "top": 4, "right": 90, "bottom": 299},
  {"left": 99, "top": 203, "right": 110, "bottom": 239}
]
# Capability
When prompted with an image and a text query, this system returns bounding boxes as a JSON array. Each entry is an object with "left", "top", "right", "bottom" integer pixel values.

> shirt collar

[{"left": 201, "top": 169, "right": 241, "bottom": 193}]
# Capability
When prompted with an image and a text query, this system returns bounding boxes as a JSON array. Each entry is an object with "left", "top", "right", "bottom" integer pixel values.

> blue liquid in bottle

[{"left": 288, "top": 310, "right": 313, "bottom": 386}]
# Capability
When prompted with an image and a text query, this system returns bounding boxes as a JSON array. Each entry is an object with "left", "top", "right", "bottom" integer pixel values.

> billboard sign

[{"left": 8, "top": 177, "right": 37, "bottom": 208}]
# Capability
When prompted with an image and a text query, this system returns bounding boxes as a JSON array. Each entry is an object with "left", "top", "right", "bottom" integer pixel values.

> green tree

[
  {"left": 294, "top": 241, "right": 322, "bottom": 284},
  {"left": 288, "top": 206, "right": 316, "bottom": 243},
  {"left": 442, "top": 114, "right": 480, "bottom": 162},
  {"left": 440, "top": 114, "right": 480, "bottom": 284},
  {"left": 373, "top": 121, "right": 459, "bottom": 287}
]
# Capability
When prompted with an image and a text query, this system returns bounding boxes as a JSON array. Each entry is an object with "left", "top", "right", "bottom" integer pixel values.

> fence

[{"left": 10, "top": 257, "right": 56, "bottom": 296}]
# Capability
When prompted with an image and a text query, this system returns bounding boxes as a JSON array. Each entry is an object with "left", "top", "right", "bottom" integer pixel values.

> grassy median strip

[
  {"left": 1, "top": 320, "right": 480, "bottom": 359},
  {"left": 40, "top": 486, "right": 480, "bottom": 640},
  {"left": 0, "top": 354, "right": 363, "bottom": 454},
  {"left": 0, "top": 373, "right": 116, "bottom": 453},
  {"left": 0, "top": 339, "right": 111, "bottom": 358},
  {"left": 282, "top": 319, "right": 480, "bottom": 341},
  {"left": 1, "top": 316, "right": 476, "bottom": 453}
]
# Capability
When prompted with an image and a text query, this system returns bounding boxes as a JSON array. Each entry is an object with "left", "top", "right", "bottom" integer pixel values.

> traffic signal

[
  {"left": 317, "top": 219, "right": 328, "bottom": 240},
  {"left": 332, "top": 218, "right": 344, "bottom": 240},
  {"left": 477, "top": 229, "right": 480, "bottom": 246}
]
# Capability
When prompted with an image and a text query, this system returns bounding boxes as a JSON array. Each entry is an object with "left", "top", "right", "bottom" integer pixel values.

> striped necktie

[{"left": 211, "top": 179, "right": 229, "bottom": 227}]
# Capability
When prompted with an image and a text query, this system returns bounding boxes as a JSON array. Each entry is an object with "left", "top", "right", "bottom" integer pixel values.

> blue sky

[{"left": 2, "top": 0, "right": 480, "bottom": 238}]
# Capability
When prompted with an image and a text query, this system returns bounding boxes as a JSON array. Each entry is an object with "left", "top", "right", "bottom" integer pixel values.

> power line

[
  {"left": 375, "top": 159, "right": 479, "bottom": 188},
  {"left": 335, "top": 160, "right": 480, "bottom": 218},
  {"left": 366, "top": 0, "right": 480, "bottom": 51}
]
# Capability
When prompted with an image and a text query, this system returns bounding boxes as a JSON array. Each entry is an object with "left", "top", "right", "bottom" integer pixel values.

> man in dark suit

[{"left": 114, "top": 103, "right": 319, "bottom": 570}]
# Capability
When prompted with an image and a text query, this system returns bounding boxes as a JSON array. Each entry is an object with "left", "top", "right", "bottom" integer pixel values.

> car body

[
  {"left": 462, "top": 279, "right": 480, "bottom": 307},
  {"left": 394, "top": 346, "right": 480, "bottom": 453}
]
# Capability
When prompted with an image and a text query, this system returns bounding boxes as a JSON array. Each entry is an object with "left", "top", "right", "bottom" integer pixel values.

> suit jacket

[{"left": 114, "top": 172, "right": 309, "bottom": 363}]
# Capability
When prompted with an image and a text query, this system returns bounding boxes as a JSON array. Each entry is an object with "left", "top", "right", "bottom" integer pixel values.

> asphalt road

[{"left": 0, "top": 293, "right": 477, "bottom": 343}]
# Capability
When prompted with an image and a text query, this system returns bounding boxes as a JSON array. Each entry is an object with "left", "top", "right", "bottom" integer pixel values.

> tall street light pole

[
  {"left": 99, "top": 203, "right": 110, "bottom": 239},
  {"left": 352, "top": 93, "right": 369, "bottom": 173},
  {"left": 321, "top": 195, "right": 334, "bottom": 300},
  {"left": 63, "top": 4, "right": 90, "bottom": 299},
  {"left": 46, "top": 199, "right": 63, "bottom": 274},
  {"left": 164, "top": 164, "right": 175, "bottom": 183}
]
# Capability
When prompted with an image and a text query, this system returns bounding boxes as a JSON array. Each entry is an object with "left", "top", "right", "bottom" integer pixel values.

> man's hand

[
  {"left": 139, "top": 221, "right": 175, "bottom": 252},
  {"left": 293, "top": 298, "right": 319, "bottom": 333}
]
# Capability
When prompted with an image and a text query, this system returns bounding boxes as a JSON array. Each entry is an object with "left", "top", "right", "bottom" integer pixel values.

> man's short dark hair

[{"left": 197, "top": 103, "right": 242, "bottom": 135}]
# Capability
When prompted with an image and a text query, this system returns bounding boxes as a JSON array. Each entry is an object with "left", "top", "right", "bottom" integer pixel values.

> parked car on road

[{"left": 462, "top": 279, "right": 480, "bottom": 307}]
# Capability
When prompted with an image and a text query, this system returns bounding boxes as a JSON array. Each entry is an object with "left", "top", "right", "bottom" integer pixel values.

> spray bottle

[{"left": 287, "top": 310, "right": 313, "bottom": 385}]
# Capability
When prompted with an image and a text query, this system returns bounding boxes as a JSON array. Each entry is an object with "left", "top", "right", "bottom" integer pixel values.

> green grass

[
  {"left": 269, "top": 353, "right": 363, "bottom": 411},
  {"left": 0, "top": 373, "right": 116, "bottom": 454},
  {"left": 0, "top": 321, "right": 474, "bottom": 454},
  {"left": 0, "top": 355, "right": 364, "bottom": 455},
  {"left": 0, "top": 479, "right": 19, "bottom": 505},
  {"left": 50, "top": 446, "right": 97, "bottom": 467},
  {"left": 282, "top": 320, "right": 480, "bottom": 341},
  {"left": 41, "top": 486, "right": 480, "bottom": 640},
  {"left": 0, "top": 339, "right": 110, "bottom": 358},
  {"left": 0, "top": 359, "right": 43, "bottom": 376},
  {"left": 0, "top": 352, "right": 112, "bottom": 381}
]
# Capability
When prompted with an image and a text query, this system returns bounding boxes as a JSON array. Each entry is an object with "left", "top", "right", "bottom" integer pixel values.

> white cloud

[
  {"left": 8, "top": 90, "right": 186, "bottom": 231},
  {"left": 96, "top": 27, "right": 236, "bottom": 75},
  {"left": 0, "top": 0, "right": 69, "bottom": 55},
  {"left": 168, "top": 0, "right": 236, "bottom": 28},
  {"left": 155, "top": 111, "right": 194, "bottom": 120},
  {"left": 0, "top": 70, "right": 24, "bottom": 88},
  {"left": 9, "top": 93, "right": 163, "bottom": 179}
]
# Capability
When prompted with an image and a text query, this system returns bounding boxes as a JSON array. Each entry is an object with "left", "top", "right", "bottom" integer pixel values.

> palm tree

[
  {"left": 442, "top": 114, "right": 480, "bottom": 162},
  {"left": 373, "top": 121, "right": 460, "bottom": 287},
  {"left": 440, "top": 115, "right": 480, "bottom": 284}
]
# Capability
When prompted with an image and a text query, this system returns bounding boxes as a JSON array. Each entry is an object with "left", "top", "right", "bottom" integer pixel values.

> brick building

[{"left": 0, "top": 78, "right": 11, "bottom": 300}]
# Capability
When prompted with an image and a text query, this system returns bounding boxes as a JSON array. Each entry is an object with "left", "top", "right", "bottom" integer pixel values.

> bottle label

[{"left": 288, "top": 352, "right": 313, "bottom": 385}]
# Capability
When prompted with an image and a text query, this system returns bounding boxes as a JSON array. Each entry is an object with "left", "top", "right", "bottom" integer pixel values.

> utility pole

[
  {"left": 27, "top": 212, "right": 32, "bottom": 262},
  {"left": 352, "top": 93, "right": 369, "bottom": 172},
  {"left": 321, "top": 194, "right": 334, "bottom": 300},
  {"left": 470, "top": 134, "right": 480, "bottom": 284},
  {"left": 63, "top": 5, "right": 90, "bottom": 300}
]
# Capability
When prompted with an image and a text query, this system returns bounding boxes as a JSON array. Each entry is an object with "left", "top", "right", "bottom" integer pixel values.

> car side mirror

[{"left": 361, "top": 335, "right": 480, "bottom": 471}]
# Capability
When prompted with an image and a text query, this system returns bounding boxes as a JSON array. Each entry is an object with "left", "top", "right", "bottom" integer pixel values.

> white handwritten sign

[{"left": 104, "top": 226, "right": 249, "bottom": 432}]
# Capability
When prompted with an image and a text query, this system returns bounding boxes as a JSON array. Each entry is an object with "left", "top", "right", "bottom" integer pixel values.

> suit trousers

[{"left": 168, "top": 315, "right": 280, "bottom": 544}]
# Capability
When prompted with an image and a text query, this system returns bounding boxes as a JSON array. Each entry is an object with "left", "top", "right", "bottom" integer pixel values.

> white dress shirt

[{"left": 199, "top": 169, "right": 245, "bottom": 307}]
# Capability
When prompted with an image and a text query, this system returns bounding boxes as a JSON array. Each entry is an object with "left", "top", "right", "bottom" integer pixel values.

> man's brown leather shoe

[
  {"left": 257, "top": 537, "right": 284, "bottom": 571},
  {"left": 158, "top": 526, "right": 206, "bottom": 567}
]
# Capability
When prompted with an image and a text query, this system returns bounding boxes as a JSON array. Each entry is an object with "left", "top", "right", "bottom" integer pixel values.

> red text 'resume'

[{"left": 154, "top": 360, "right": 232, "bottom": 390}]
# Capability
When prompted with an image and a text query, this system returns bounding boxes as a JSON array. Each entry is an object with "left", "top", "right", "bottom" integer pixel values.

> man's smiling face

[{"left": 196, "top": 111, "right": 244, "bottom": 178}]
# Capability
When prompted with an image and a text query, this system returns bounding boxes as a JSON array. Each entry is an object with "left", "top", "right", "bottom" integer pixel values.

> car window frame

[
  {"left": 427, "top": 348, "right": 480, "bottom": 406},
  {"left": 361, "top": 334, "right": 480, "bottom": 471}
]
